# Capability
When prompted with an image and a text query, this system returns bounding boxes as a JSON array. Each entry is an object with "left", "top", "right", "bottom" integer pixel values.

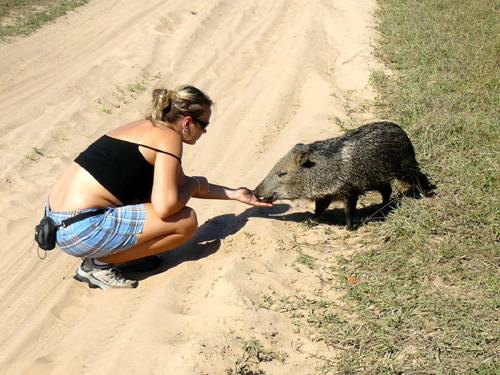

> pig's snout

[
  {"left": 253, "top": 187, "right": 277, "bottom": 203},
  {"left": 258, "top": 193, "right": 276, "bottom": 203}
]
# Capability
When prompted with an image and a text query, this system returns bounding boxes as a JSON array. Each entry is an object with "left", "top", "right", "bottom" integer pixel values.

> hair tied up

[
  {"left": 148, "top": 85, "right": 212, "bottom": 126},
  {"left": 152, "top": 89, "right": 167, "bottom": 110},
  {"left": 151, "top": 89, "right": 177, "bottom": 122},
  {"left": 167, "top": 90, "right": 177, "bottom": 104}
]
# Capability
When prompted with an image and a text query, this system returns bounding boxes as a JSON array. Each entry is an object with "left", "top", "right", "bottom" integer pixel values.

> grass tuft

[{"left": 225, "top": 338, "right": 287, "bottom": 375}]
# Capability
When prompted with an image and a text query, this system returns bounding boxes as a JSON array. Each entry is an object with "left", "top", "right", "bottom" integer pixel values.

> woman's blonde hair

[{"left": 148, "top": 85, "right": 213, "bottom": 127}]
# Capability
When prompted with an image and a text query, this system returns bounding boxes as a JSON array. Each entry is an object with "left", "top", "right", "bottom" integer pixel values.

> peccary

[{"left": 254, "top": 121, "right": 435, "bottom": 230}]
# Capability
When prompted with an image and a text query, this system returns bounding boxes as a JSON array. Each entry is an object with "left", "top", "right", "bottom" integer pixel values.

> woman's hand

[{"left": 232, "top": 187, "right": 273, "bottom": 207}]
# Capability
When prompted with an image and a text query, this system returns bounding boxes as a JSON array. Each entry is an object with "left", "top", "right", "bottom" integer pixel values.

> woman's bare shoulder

[
  {"left": 109, "top": 120, "right": 182, "bottom": 156},
  {"left": 107, "top": 119, "right": 151, "bottom": 137},
  {"left": 147, "top": 122, "right": 183, "bottom": 155}
]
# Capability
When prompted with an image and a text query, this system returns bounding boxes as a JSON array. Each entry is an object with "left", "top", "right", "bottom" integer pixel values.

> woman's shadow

[
  {"left": 119, "top": 203, "right": 291, "bottom": 280},
  {"left": 120, "top": 194, "right": 409, "bottom": 280}
]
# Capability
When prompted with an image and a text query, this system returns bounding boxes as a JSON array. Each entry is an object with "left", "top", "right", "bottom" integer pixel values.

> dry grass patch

[{"left": 0, "top": 0, "right": 89, "bottom": 40}]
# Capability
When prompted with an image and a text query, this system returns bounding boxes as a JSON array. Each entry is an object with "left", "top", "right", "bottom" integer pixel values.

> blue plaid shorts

[{"left": 46, "top": 204, "right": 146, "bottom": 258}]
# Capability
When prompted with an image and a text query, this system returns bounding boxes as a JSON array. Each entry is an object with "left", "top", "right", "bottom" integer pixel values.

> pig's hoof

[{"left": 306, "top": 217, "right": 320, "bottom": 227}]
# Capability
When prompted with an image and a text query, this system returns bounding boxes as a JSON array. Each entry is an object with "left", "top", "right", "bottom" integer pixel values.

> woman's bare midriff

[{"left": 48, "top": 162, "right": 122, "bottom": 211}]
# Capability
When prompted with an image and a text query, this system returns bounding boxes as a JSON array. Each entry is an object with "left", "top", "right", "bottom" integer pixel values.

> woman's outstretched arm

[{"left": 191, "top": 179, "right": 272, "bottom": 207}]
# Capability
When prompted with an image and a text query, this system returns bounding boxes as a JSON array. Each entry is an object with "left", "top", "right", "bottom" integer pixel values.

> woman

[{"left": 47, "top": 85, "right": 271, "bottom": 289}]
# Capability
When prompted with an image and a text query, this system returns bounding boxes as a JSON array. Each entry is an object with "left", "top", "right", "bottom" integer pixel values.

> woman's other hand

[{"left": 233, "top": 187, "right": 273, "bottom": 207}]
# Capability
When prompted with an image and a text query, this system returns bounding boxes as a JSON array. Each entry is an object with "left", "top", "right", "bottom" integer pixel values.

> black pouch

[
  {"left": 34, "top": 208, "right": 106, "bottom": 251},
  {"left": 35, "top": 216, "right": 60, "bottom": 250}
]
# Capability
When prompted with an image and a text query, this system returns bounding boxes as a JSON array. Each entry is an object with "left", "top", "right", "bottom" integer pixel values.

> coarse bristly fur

[{"left": 254, "top": 121, "right": 436, "bottom": 230}]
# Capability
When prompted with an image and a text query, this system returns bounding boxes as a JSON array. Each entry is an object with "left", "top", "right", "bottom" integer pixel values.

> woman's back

[{"left": 49, "top": 120, "right": 182, "bottom": 211}]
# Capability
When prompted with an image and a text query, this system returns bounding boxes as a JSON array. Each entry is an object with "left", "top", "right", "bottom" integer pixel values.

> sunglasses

[{"left": 193, "top": 117, "right": 209, "bottom": 130}]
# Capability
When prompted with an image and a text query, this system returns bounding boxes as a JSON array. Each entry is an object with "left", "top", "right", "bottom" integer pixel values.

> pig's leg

[
  {"left": 312, "top": 196, "right": 333, "bottom": 221},
  {"left": 378, "top": 183, "right": 392, "bottom": 205},
  {"left": 343, "top": 195, "right": 358, "bottom": 230}
]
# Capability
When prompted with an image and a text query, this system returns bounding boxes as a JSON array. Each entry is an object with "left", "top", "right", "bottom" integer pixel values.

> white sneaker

[{"left": 74, "top": 259, "right": 138, "bottom": 289}]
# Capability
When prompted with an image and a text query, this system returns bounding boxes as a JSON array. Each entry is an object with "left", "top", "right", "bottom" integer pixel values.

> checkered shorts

[{"left": 46, "top": 204, "right": 146, "bottom": 258}]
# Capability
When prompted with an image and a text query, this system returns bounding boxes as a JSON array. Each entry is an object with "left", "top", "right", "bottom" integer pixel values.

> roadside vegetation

[
  {"left": 0, "top": 0, "right": 89, "bottom": 41},
  {"left": 333, "top": 0, "right": 499, "bottom": 373},
  {"left": 262, "top": 1, "right": 498, "bottom": 374}
]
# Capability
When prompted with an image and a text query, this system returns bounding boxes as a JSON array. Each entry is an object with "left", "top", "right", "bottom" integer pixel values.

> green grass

[
  {"left": 331, "top": 0, "right": 499, "bottom": 373},
  {"left": 263, "top": 1, "right": 498, "bottom": 373},
  {"left": 0, "top": 0, "right": 89, "bottom": 41},
  {"left": 296, "top": 253, "right": 317, "bottom": 269}
]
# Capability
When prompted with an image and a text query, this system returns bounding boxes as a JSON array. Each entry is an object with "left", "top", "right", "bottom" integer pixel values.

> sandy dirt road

[{"left": 0, "top": 0, "right": 378, "bottom": 373}]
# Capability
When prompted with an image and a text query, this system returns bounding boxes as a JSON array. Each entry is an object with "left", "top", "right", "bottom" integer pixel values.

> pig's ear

[
  {"left": 292, "top": 143, "right": 315, "bottom": 168},
  {"left": 294, "top": 150, "right": 316, "bottom": 168}
]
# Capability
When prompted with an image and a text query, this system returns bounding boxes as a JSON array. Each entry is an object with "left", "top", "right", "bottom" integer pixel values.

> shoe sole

[
  {"left": 74, "top": 267, "right": 138, "bottom": 289},
  {"left": 74, "top": 268, "right": 109, "bottom": 289},
  {"left": 73, "top": 272, "right": 103, "bottom": 289}
]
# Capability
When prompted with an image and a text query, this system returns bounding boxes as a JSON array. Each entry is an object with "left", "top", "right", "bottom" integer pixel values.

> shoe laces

[
  {"left": 109, "top": 267, "right": 126, "bottom": 281},
  {"left": 98, "top": 266, "right": 133, "bottom": 285}
]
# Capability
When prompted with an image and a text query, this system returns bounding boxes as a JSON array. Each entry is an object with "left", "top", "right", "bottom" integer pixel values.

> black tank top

[{"left": 74, "top": 135, "right": 181, "bottom": 205}]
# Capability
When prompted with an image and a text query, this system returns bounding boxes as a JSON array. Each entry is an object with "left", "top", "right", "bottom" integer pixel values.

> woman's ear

[
  {"left": 183, "top": 115, "right": 193, "bottom": 127},
  {"left": 181, "top": 116, "right": 192, "bottom": 132},
  {"left": 182, "top": 119, "right": 193, "bottom": 141}
]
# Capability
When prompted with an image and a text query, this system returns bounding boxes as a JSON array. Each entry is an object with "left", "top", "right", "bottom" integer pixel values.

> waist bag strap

[
  {"left": 36, "top": 208, "right": 107, "bottom": 252},
  {"left": 59, "top": 208, "right": 106, "bottom": 228}
]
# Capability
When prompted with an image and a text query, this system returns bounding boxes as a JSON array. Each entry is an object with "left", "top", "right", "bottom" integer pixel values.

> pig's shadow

[
  {"left": 252, "top": 188, "right": 426, "bottom": 228},
  {"left": 265, "top": 201, "right": 397, "bottom": 228},
  {"left": 316, "top": 201, "right": 397, "bottom": 227},
  {"left": 288, "top": 188, "right": 428, "bottom": 227}
]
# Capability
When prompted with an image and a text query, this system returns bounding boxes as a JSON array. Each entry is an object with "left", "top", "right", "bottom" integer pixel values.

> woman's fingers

[{"left": 236, "top": 188, "right": 273, "bottom": 207}]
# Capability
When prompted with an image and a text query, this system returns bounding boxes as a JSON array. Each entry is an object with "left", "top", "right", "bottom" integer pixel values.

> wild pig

[{"left": 254, "top": 121, "right": 435, "bottom": 230}]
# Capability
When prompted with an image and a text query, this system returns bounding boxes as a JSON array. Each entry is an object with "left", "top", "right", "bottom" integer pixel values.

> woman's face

[{"left": 184, "top": 106, "right": 211, "bottom": 145}]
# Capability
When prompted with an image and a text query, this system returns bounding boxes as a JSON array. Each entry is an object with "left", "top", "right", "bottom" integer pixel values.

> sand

[{"left": 0, "top": 0, "right": 379, "bottom": 373}]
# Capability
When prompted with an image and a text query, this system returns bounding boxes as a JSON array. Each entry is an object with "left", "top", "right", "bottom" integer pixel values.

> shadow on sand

[
  {"left": 120, "top": 203, "right": 291, "bottom": 280},
  {"left": 120, "top": 191, "right": 423, "bottom": 280}
]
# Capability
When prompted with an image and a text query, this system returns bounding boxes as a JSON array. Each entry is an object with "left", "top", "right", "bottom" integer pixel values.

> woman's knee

[{"left": 177, "top": 206, "right": 198, "bottom": 237}]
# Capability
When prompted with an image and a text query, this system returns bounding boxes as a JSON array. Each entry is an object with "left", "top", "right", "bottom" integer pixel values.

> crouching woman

[{"left": 46, "top": 85, "right": 270, "bottom": 289}]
